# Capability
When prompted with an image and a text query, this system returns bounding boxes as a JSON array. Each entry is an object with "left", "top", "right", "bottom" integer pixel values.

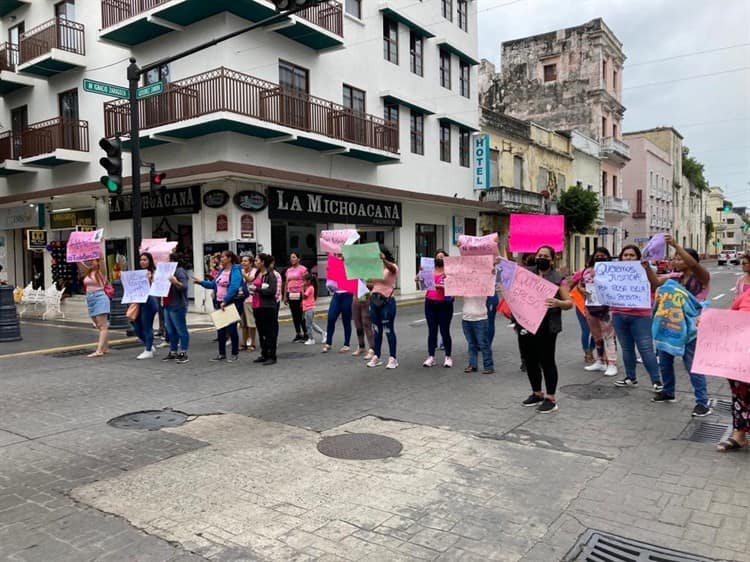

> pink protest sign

[
  {"left": 320, "top": 229, "right": 359, "bottom": 254},
  {"left": 503, "top": 265, "right": 559, "bottom": 334},
  {"left": 692, "top": 308, "right": 750, "bottom": 383},
  {"left": 139, "top": 238, "right": 176, "bottom": 263},
  {"left": 458, "top": 233, "right": 499, "bottom": 256},
  {"left": 66, "top": 229, "right": 104, "bottom": 262},
  {"left": 326, "top": 254, "right": 358, "bottom": 293},
  {"left": 443, "top": 255, "right": 496, "bottom": 297},
  {"left": 508, "top": 214, "right": 564, "bottom": 253}
]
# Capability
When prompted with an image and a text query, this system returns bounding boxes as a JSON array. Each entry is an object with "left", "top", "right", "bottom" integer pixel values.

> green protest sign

[{"left": 342, "top": 242, "right": 383, "bottom": 280}]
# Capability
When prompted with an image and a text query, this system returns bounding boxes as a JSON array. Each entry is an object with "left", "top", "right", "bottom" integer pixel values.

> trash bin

[
  {"left": 0, "top": 284, "right": 21, "bottom": 342},
  {"left": 109, "top": 280, "right": 129, "bottom": 330}
]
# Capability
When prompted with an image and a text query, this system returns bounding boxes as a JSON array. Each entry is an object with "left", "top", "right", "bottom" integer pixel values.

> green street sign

[
  {"left": 83, "top": 79, "right": 128, "bottom": 99},
  {"left": 137, "top": 82, "right": 163, "bottom": 99}
]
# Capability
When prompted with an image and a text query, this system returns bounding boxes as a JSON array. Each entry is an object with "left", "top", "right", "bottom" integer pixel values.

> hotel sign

[
  {"left": 473, "top": 133, "right": 490, "bottom": 190},
  {"left": 109, "top": 185, "right": 202, "bottom": 220},
  {"left": 268, "top": 188, "right": 402, "bottom": 227}
]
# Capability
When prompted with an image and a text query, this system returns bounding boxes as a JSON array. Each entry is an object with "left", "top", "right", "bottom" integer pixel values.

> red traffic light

[{"left": 149, "top": 168, "right": 166, "bottom": 190}]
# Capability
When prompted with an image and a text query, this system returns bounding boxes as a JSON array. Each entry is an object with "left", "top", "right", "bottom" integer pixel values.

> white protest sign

[
  {"left": 120, "top": 270, "right": 150, "bottom": 303},
  {"left": 149, "top": 262, "right": 178, "bottom": 297},
  {"left": 419, "top": 257, "right": 435, "bottom": 290},
  {"left": 592, "top": 261, "right": 651, "bottom": 309}
]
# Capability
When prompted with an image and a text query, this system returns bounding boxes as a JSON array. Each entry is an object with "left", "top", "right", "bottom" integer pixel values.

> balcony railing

[
  {"left": 21, "top": 118, "right": 89, "bottom": 158},
  {"left": 0, "top": 131, "right": 17, "bottom": 161},
  {"left": 104, "top": 67, "right": 398, "bottom": 154},
  {"left": 483, "top": 186, "right": 545, "bottom": 210},
  {"left": 0, "top": 42, "right": 18, "bottom": 71},
  {"left": 632, "top": 211, "right": 646, "bottom": 219},
  {"left": 101, "top": 0, "right": 343, "bottom": 37},
  {"left": 603, "top": 196, "right": 630, "bottom": 214},
  {"left": 600, "top": 136, "right": 631, "bottom": 160},
  {"left": 19, "top": 18, "right": 85, "bottom": 64}
]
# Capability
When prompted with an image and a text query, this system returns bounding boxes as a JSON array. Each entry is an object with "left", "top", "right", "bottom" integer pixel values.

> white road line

[{"left": 713, "top": 293, "right": 726, "bottom": 301}]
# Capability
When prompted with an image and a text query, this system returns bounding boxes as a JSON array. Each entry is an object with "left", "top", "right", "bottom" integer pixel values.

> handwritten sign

[
  {"left": 508, "top": 214, "right": 564, "bottom": 253},
  {"left": 458, "top": 233, "right": 499, "bottom": 256},
  {"left": 497, "top": 258, "right": 516, "bottom": 291},
  {"left": 326, "top": 254, "right": 358, "bottom": 293},
  {"left": 444, "top": 255, "right": 495, "bottom": 297},
  {"left": 592, "top": 261, "right": 651, "bottom": 309},
  {"left": 210, "top": 305, "right": 241, "bottom": 330},
  {"left": 66, "top": 229, "right": 104, "bottom": 262},
  {"left": 320, "top": 229, "right": 359, "bottom": 254},
  {"left": 140, "top": 238, "right": 177, "bottom": 263},
  {"left": 503, "top": 265, "right": 559, "bottom": 334},
  {"left": 692, "top": 308, "right": 750, "bottom": 383},
  {"left": 149, "top": 262, "right": 177, "bottom": 297},
  {"left": 342, "top": 242, "right": 383, "bottom": 280},
  {"left": 419, "top": 257, "right": 435, "bottom": 290},
  {"left": 120, "top": 270, "right": 150, "bottom": 304}
]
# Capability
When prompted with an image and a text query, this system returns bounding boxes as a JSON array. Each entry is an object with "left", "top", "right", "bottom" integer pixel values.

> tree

[
  {"left": 557, "top": 185, "right": 599, "bottom": 234},
  {"left": 682, "top": 147, "right": 709, "bottom": 192}
]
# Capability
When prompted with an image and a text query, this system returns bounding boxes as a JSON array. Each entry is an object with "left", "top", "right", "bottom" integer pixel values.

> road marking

[{"left": 713, "top": 293, "right": 726, "bottom": 301}]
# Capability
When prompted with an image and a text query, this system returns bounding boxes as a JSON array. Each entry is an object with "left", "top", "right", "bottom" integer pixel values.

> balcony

[
  {"left": 104, "top": 67, "right": 399, "bottom": 163},
  {"left": 600, "top": 136, "right": 631, "bottom": 164},
  {"left": 19, "top": 118, "right": 90, "bottom": 166},
  {"left": 482, "top": 186, "right": 545, "bottom": 213},
  {"left": 603, "top": 196, "right": 630, "bottom": 215},
  {"left": 0, "top": 1, "right": 30, "bottom": 17},
  {"left": 632, "top": 211, "right": 646, "bottom": 219},
  {"left": 0, "top": 131, "right": 31, "bottom": 175},
  {"left": 0, "top": 42, "right": 35, "bottom": 95},
  {"left": 18, "top": 17, "right": 86, "bottom": 77},
  {"left": 100, "top": 0, "right": 343, "bottom": 50}
]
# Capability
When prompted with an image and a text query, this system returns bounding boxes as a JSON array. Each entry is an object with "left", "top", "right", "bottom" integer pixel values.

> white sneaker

[
  {"left": 443, "top": 357, "right": 453, "bottom": 368},
  {"left": 423, "top": 356, "right": 435, "bottom": 367},
  {"left": 136, "top": 349, "right": 154, "bottom": 360},
  {"left": 603, "top": 364, "right": 618, "bottom": 376},
  {"left": 155, "top": 340, "right": 169, "bottom": 349},
  {"left": 367, "top": 356, "right": 383, "bottom": 368},
  {"left": 339, "top": 345, "right": 351, "bottom": 353},
  {"left": 363, "top": 349, "right": 375, "bottom": 361},
  {"left": 386, "top": 357, "right": 399, "bottom": 369},
  {"left": 304, "top": 338, "right": 315, "bottom": 345},
  {"left": 584, "top": 361, "right": 606, "bottom": 372}
]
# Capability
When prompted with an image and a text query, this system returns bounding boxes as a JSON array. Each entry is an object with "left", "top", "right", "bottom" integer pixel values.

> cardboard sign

[
  {"left": 326, "top": 254, "right": 358, "bottom": 293},
  {"left": 444, "top": 255, "right": 496, "bottom": 297},
  {"left": 458, "top": 233, "right": 499, "bottom": 256},
  {"left": 692, "top": 308, "right": 750, "bottom": 383},
  {"left": 149, "top": 262, "right": 178, "bottom": 297},
  {"left": 508, "top": 214, "right": 564, "bottom": 253},
  {"left": 320, "top": 229, "right": 359, "bottom": 254},
  {"left": 503, "top": 265, "right": 559, "bottom": 334},
  {"left": 120, "top": 270, "right": 150, "bottom": 304},
  {"left": 210, "top": 305, "right": 241, "bottom": 330},
  {"left": 66, "top": 229, "right": 104, "bottom": 262},
  {"left": 342, "top": 242, "right": 383, "bottom": 280},
  {"left": 140, "top": 238, "right": 177, "bottom": 264},
  {"left": 592, "top": 261, "right": 651, "bottom": 309},
  {"left": 419, "top": 257, "right": 435, "bottom": 290}
]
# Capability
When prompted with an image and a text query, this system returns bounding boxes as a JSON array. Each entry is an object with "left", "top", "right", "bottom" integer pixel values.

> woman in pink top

[
  {"left": 366, "top": 246, "right": 399, "bottom": 369},
  {"left": 733, "top": 253, "right": 750, "bottom": 298},
  {"left": 284, "top": 252, "right": 308, "bottom": 343},
  {"left": 420, "top": 249, "right": 453, "bottom": 368},
  {"left": 82, "top": 258, "right": 110, "bottom": 358}
]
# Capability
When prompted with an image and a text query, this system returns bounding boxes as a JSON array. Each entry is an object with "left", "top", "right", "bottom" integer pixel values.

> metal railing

[
  {"left": 101, "top": 0, "right": 344, "bottom": 37},
  {"left": 483, "top": 186, "right": 545, "bottom": 210},
  {"left": 600, "top": 136, "right": 631, "bottom": 160},
  {"left": 21, "top": 118, "right": 89, "bottom": 158},
  {"left": 603, "top": 196, "right": 630, "bottom": 214},
  {"left": 0, "top": 131, "right": 14, "bottom": 161},
  {"left": 104, "top": 67, "right": 398, "bottom": 153},
  {"left": 19, "top": 17, "right": 85, "bottom": 64},
  {"left": 0, "top": 42, "right": 19, "bottom": 71}
]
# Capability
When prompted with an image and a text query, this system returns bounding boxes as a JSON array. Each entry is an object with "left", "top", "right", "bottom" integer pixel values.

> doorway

[
  {"left": 7, "top": 22, "right": 23, "bottom": 66},
  {"left": 54, "top": 0, "right": 76, "bottom": 51},
  {"left": 58, "top": 88, "right": 79, "bottom": 150},
  {"left": 11, "top": 105, "right": 27, "bottom": 159}
]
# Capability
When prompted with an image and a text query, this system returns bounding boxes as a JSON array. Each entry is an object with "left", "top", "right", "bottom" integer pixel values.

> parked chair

[
  {"left": 19, "top": 283, "right": 44, "bottom": 317},
  {"left": 42, "top": 284, "right": 65, "bottom": 320}
]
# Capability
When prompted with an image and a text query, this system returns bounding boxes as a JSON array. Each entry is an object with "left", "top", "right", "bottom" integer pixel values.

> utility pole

[{"left": 127, "top": 57, "right": 142, "bottom": 255}]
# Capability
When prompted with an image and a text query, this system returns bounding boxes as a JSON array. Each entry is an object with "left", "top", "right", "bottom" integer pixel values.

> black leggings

[
  {"left": 518, "top": 330, "right": 559, "bottom": 395},
  {"left": 288, "top": 298, "right": 307, "bottom": 337},
  {"left": 254, "top": 307, "right": 279, "bottom": 360}
]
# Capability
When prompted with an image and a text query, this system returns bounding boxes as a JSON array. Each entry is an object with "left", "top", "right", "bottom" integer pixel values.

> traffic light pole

[{"left": 127, "top": 57, "right": 143, "bottom": 255}]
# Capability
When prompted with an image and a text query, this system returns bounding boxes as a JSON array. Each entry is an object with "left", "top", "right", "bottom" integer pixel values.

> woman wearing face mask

[
  {"left": 420, "top": 249, "right": 453, "bottom": 368},
  {"left": 132, "top": 252, "right": 159, "bottom": 360},
  {"left": 516, "top": 245, "right": 573, "bottom": 413},
  {"left": 610, "top": 245, "right": 663, "bottom": 391}
]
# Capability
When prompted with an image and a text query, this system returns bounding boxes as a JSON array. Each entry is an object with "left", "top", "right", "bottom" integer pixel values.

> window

[
  {"left": 7, "top": 22, "right": 23, "bottom": 66},
  {"left": 612, "top": 174, "right": 617, "bottom": 197},
  {"left": 601, "top": 116, "right": 607, "bottom": 138},
  {"left": 345, "top": 0, "right": 361, "bottom": 18},
  {"left": 727, "top": 218, "right": 736, "bottom": 225},
  {"left": 439, "top": 49, "right": 451, "bottom": 89},
  {"left": 410, "top": 32, "right": 423, "bottom": 76},
  {"left": 543, "top": 63, "right": 557, "bottom": 82},
  {"left": 279, "top": 60, "right": 309, "bottom": 129},
  {"left": 410, "top": 111, "right": 424, "bottom": 155},
  {"left": 58, "top": 88, "right": 80, "bottom": 150},
  {"left": 612, "top": 123, "right": 617, "bottom": 139},
  {"left": 459, "top": 61, "right": 470, "bottom": 98},
  {"left": 383, "top": 17, "right": 398, "bottom": 64},
  {"left": 636, "top": 189, "right": 644, "bottom": 213},
  {"left": 613, "top": 69, "right": 618, "bottom": 91},
  {"left": 459, "top": 128, "right": 470, "bottom": 167},
  {"left": 489, "top": 148, "right": 499, "bottom": 184},
  {"left": 439, "top": 123, "right": 451, "bottom": 162},
  {"left": 343, "top": 84, "right": 366, "bottom": 143},
  {"left": 442, "top": 0, "right": 452, "bottom": 21},
  {"left": 557, "top": 173, "right": 566, "bottom": 191},
  {"left": 384, "top": 103, "right": 399, "bottom": 125},
  {"left": 649, "top": 171, "right": 654, "bottom": 191},
  {"left": 457, "top": 0, "right": 467, "bottom": 31},
  {"left": 601, "top": 171, "right": 607, "bottom": 196},
  {"left": 513, "top": 155, "right": 523, "bottom": 188},
  {"left": 343, "top": 84, "right": 365, "bottom": 113},
  {"left": 279, "top": 60, "right": 309, "bottom": 93},
  {"left": 538, "top": 168, "right": 549, "bottom": 191}
]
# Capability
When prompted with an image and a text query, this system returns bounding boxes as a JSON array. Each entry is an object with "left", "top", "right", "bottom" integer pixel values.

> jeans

[
  {"left": 304, "top": 309, "right": 325, "bottom": 339},
  {"left": 132, "top": 296, "right": 158, "bottom": 351},
  {"left": 353, "top": 298, "right": 374, "bottom": 349},
  {"left": 575, "top": 308, "right": 595, "bottom": 352},
  {"left": 518, "top": 329, "right": 559, "bottom": 395},
  {"left": 586, "top": 312, "right": 617, "bottom": 364},
  {"left": 325, "top": 292, "right": 352, "bottom": 346},
  {"left": 164, "top": 306, "right": 189, "bottom": 353},
  {"left": 217, "top": 302, "right": 241, "bottom": 357},
  {"left": 486, "top": 293, "right": 499, "bottom": 346},
  {"left": 370, "top": 297, "right": 397, "bottom": 359},
  {"left": 255, "top": 306, "right": 279, "bottom": 360},
  {"left": 462, "top": 319, "right": 493, "bottom": 370},
  {"left": 658, "top": 339, "right": 709, "bottom": 407},
  {"left": 288, "top": 298, "right": 307, "bottom": 338},
  {"left": 425, "top": 299, "right": 453, "bottom": 357},
  {"left": 612, "top": 313, "right": 661, "bottom": 384}
]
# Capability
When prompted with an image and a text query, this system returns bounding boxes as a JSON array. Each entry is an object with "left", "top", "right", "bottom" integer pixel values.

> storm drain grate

[
  {"left": 107, "top": 409, "right": 190, "bottom": 431},
  {"left": 317, "top": 433, "right": 402, "bottom": 460},
  {"left": 565, "top": 529, "right": 717, "bottom": 561},
  {"left": 49, "top": 349, "right": 92, "bottom": 358},
  {"left": 678, "top": 421, "right": 732, "bottom": 443},
  {"left": 559, "top": 384, "right": 627, "bottom": 400},
  {"left": 710, "top": 398, "right": 733, "bottom": 416}
]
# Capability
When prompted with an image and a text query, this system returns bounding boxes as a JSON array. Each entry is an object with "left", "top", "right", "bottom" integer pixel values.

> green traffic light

[{"left": 100, "top": 175, "right": 121, "bottom": 194}]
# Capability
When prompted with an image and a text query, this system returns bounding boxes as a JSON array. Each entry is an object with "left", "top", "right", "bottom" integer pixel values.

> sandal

[
  {"left": 87, "top": 351, "right": 105, "bottom": 358},
  {"left": 249, "top": 345, "right": 256, "bottom": 352},
  {"left": 717, "top": 437, "right": 747, "bottom": 452},
  {"left": 240, "top": 345, "right": 248, "bottom": 350}
]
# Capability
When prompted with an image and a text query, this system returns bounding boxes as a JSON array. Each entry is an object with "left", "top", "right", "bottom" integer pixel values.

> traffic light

[
  {"left": 723, "top": 204, "right": 732, "bottom": 213},
  {"left": 149, "top": 166, "right": 166, "bottom": 192},
  {"left": 99, "top": 137, "right": 122, "bottom": 195},
  {"left": 271, "top": 0, "right": 321, "bottom": 11}
]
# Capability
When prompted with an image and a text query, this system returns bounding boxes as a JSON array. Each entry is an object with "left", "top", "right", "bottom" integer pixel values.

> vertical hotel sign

[{"left": 473, "top": 133, "right": 490, "bottom": 190}]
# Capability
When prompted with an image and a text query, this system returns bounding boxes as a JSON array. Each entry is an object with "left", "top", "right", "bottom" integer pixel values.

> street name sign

[
  {"left": 83, "top": 79, "right": 128, "bottom": 99},
  {"left": 137, "top": 82, "right": 163, "bottom": 99}
]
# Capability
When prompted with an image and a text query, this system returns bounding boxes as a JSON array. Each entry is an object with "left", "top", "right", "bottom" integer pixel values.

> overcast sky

[{"left": 478, "top": 0, "right": 750, "bottom": 206}]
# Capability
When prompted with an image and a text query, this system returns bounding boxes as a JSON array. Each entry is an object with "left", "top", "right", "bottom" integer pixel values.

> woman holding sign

[
  {"left": 367, "top": 247, "right": 399, "bottom": 369},
  {"left": 420, "top": 250, "right": 453, "bottom": 368},
  {"left": 82, "top": 259, "right": 110, "bottom": 358},
  {"left": 132, "top": 252, "right": 159, "bottom": 360}
]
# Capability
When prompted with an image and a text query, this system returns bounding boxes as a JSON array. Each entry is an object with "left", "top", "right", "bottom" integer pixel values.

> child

[
  {"left": 462, "top": 295, "right": 494, "bottom": 374},
  {"left": 303, "top": 273, "right": 326, "bottom": 344}
]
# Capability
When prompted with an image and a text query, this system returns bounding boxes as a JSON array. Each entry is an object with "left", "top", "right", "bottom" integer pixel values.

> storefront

[
  {"left": 48, "top": 208, "right": 97, "bottom": 294},
  {"left": 0, "top": 205, "right": 44, "bottom": 287}
]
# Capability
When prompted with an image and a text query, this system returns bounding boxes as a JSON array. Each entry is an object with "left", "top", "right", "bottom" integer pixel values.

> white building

[
  {"left": 0, "top": 0, "right": 486, "bottom": 301},
  {"left": 568, "top": 130, "right": 602, "bottom": 270}
]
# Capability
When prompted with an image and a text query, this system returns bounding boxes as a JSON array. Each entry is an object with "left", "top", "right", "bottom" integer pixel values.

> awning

[
  {"left": 379, "top": 4, "right": 435, "bottom": 38},
  {"left": 437, "top": 115, "right": 479, "bottom": 132},
  {"left": 435, "top": 39, "right": 480, "bottom": 65},
  {"left": 380, "top": 91, "right": 435, "bottom": 115}
]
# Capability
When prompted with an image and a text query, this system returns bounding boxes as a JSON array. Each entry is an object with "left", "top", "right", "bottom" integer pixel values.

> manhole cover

[
  {"left": 710, "top": 398, "right": 733, "bottom": 416},
  {"left": 107, "top": 409, "right": 190, "bottom": 431},
  {"left": 679, "top": 421, "right": 731, "bottom": 443},
  {"left": 317, "top": 433, "right": 402, "bottom": 460},
  {"left": 559, "top": 384, "right": 627, "bottom": 400},
  {"left": 565, "top": 529, "right": 716, "bottom": 561}
]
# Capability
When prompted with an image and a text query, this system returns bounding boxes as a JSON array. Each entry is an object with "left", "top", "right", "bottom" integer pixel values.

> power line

[
  {"left": 623, "top": 66, "right": 750, "bottom": 89},
  {"left": 625, "top": 43, "right": 750, "bottom": 67}
]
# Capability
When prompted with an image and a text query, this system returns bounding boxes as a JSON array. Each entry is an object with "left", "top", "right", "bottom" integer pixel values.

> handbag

[
  {"left": 370, "top": 292, "right": 388, "bottom": 308},
  {"left": 126, "top": 303, "right": 140, "bottom": 321},
  {"left": 97, "top": 272, "right": 115, "bottom": 299}
]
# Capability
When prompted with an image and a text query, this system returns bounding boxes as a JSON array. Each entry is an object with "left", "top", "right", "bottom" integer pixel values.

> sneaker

[
  {"left": 651, "top": 391, "right": 676, "bottom": 403},
  {"left": 422, "top": 356, "right": 436, "bottom": 367},
  {"left": 136, "top": 349, "right": 154, "bottom": 360},
  {"left": 210, "top": 355, "right": 226, "bottom": 361},
  {"left": 584, "top": 361, "right": 606, "bottom": 372},
  {"left": 507, "top": 322, "right": 516, "bottom": 328},
  {"left": 463, "top": 365, "right": 477, "bottom": 373},
  {"left": 293, "top": 335, "right": 304, "bottom": 343},
  {"left": 262, "top": 358, "right": 277, "bottom": 366},
  {"left": 352, "top": 348, "right": 364, "bottom": 356},
  {"left": 386, "top": 357, "right": 399, "bottom": 369},
  {"left": 322, "top": 332, "right": 327, "bottom": 343},
  {"left": 176, "top": 353, "right": 189, "bottom": 364},
  {"left": 364, "top": 348, "right": 375, "bottom": 361},
  {"left": 443, "top": 357, "right": 453, "bottom": 368},
  {"left": 481, "top": 368, "right": 495, "bottom": 375},
  {"left": 156, "top": 340, "right": 169, "bottom": 349},
  {"left": 339, "top": 346, "right": 351, "bottom": 353},
  {"left": 522, "top": 394, "right": 544, "bottom": 407},
  {"left": 692, "top": 404, "right": 713, "bottom": 417},
  {"left": 367, "top": 356, "right": 383, "bottom": 368},
  {"left": 603, "top": 364, "right": 618, "bottom": 377},
  {"left": 652, "top": 382, "right": 664, "bottom": 393},
  {"left": 537, "top": 398, "right": 558, "bottom": 413},
  {"left": 162, "top": 352, "right": 177, "bottom": 361},
  {"left": 226, "top": 355, "right": 239, "bottom": 363},
  {"left": 614, "top": 377, "right": 638, "bottom": 387},
  {"left": 252, "top": 356, "right": 267, "bottom": 363},
  {"left": 321, "top": 344, "right": 331, "bottom": 353},
  {"left": 304, "top": 338, "right": 315, "bottom": 345}
]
